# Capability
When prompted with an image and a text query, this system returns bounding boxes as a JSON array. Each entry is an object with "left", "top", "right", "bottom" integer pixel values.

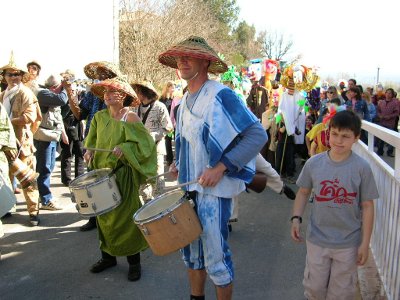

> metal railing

[{"left": 353, "top": 121, "right": 400, "bottom": 300}]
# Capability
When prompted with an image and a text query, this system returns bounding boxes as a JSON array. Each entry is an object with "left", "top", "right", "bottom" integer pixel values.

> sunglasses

[
  {"left": 327, "top": 91, "right": 334, "bottom": 94},
  {"left": 28, "top": 66, "right": 39, "bottom": 71},
  {"left": 5, "top": 73, "right": 21, "bottom": 77}
]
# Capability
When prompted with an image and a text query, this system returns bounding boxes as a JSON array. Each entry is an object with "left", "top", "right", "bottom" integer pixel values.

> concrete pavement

[{"left": 0, "top": 160, "right": 308, "bottom": 300}]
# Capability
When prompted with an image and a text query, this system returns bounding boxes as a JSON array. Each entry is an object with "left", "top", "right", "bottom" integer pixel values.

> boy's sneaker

[
  {"left": 41, "top": 200, "right": 63, "bottom": 211},
  {"left": 282, "top": 184, "right": 296, "bottom": 200},
  {"left": 29, "top": 215, "right": 40, "bottom": 226}
]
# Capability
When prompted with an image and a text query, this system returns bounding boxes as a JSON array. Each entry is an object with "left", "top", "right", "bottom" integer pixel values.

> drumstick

[
  {"left": 146, "top": 171, "right": 172, "bottom": 181},
  {"left": 164, "top": 179, "right": 198, "bottom": 190},
  {"left": 84, "top": 147, "right": 114, "bottom": 153}
]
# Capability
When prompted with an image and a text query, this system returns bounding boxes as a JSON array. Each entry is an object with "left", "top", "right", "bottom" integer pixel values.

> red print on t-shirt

[{"left": 315, "top": 178, "right": 357, "bottom": 204}]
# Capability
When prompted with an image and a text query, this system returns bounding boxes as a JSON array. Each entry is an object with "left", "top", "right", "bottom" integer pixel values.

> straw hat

[
  {"left": 90, "top": 77, "right": 137, "bottom": 101},
  {"left": 131, "top": 80, "right": 159, "bottom": 99},
  {"left": 158, "top": 36, "right": 228, "bottom": 74},
  {"left": 84, "top": 61, "right": 122, "bottom": 80},
  {"left": 0, "top": 52, "right": 30, "bottom": 82}
]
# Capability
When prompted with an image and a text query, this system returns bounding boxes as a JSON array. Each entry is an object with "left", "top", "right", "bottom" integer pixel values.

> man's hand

[
  {"left": 61, "top": 130, "right": 69, "bottom": 145},
  {"left": 198, "top": 162, "right": 226, "bottom": 187},
  {"left": 169, "top": 162, "right": 178, "bottom": 179}
]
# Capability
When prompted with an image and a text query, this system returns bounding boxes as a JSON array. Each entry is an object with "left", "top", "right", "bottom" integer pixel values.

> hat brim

[
  {"left": 27, "top": 62, "right": 41, "bottom": 70},
  {"left": 84, "top": 61, "right": 121, "bottom": 80},
  {"left": 91, "top": 78, "right": 137, "bottom": 101},
  {"left": 131, "top": 83, "right": 159, "bottom": 99},
  {"left": 159, "top": 49, "right": 228, "bottom": 74}
]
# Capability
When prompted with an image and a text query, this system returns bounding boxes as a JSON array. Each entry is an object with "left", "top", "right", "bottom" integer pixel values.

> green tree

[
  {"left": 233, "top": 21, "right": 261, "bottom": 60},
  {"left": 203, "top": 0, "right": 240, "bottom": 30}
]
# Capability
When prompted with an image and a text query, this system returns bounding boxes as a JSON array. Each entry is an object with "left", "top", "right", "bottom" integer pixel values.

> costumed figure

[
  {"left": 276, "top": 64, "right": 319, "bottom": 177},
  {"left": 246, "top": 72, "right": 269, "bottom": 119},
  {"left": 221, "top": 66, "right": 245, "bottom": 104},
  {"left": 263, "top": 59, "right": 279, "bottom": 99},
  {"left": 85, "top": 77, "right": 156, "bottom": 281}
]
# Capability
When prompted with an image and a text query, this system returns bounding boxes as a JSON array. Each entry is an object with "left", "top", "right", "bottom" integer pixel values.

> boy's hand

[
  {"left": 357, "top": 243, "right": 369, "bottom": 265},
  {"left": 291, "top": 220, "right": 302, "bottom": 242}
]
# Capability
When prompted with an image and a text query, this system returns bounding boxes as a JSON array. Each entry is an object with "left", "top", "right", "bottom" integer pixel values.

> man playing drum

[
  {"left": 159, "top": 36, "right": 267, "bottom": 300},
  {"left": 83, "top": 77, "right": 156, "bottom": 281}
]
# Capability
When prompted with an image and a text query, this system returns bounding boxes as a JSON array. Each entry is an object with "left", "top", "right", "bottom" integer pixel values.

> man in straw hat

[
  {"left": 66, "top": 61, "right": 122, "bottom": 232},
  {"left": 132, "top": 80, "right": 173, "bottom": 201},
  {"left": 0, "top": 53, "right": 42, "bottom": 226},
  {"left": 159, "top": 36, "right": 267, "bottom": 300}
]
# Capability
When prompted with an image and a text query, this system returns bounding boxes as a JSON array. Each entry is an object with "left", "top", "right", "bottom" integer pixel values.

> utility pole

[{"left": 377, "top": 67, "right": 380, "bottom": 84}]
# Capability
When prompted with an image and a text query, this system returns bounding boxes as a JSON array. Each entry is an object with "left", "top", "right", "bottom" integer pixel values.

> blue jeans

[{"left": 35, "top": 140, "right": 57, "bottom": 205}]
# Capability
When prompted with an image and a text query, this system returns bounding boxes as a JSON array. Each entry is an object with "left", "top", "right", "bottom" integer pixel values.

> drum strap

[{"left": 138, "top": 102, "right": 155, "bottom": 125}]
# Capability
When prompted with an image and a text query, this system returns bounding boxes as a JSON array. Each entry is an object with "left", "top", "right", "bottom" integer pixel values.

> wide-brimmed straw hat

[
  {"left": 90, "top": 77, "right": 137, "bottom": 101},
  {"left": 158, "top": 36, "right": 228, "bottom": 74},
  {"left": 131, "top": 80, "right": 159, "bottom": 99},
  {"left": 0, "top": 52, "right": 30, "bottom": 82},
  {"left": 84, "top": 61, "right": 122, "bottom": 80}
]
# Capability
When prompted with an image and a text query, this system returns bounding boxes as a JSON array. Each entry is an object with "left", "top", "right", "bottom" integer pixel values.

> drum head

[
  {"left": 69, "top": 168, "right": 112, "bottom": 188},
  {"left": 134, "top": 190, "right": 184, "bottom": 222}
]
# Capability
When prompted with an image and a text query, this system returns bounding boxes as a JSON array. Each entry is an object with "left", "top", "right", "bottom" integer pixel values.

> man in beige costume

[{"left": 0, "top": 55, "right": 42, "bottom": 226}]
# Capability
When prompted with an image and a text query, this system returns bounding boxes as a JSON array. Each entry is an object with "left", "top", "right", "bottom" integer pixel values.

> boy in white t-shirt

[{"left": 290, "top": 110, "right": 379, "bottom": 300}]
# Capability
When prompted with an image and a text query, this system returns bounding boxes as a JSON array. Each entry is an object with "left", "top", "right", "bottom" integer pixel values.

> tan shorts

[{"left": 303, "top": 240, "right": 358, "bottom": 300}]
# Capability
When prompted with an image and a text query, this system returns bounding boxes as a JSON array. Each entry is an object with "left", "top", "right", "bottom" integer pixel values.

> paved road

[{"left": 0, "top": 161, "right": 308, "bottom": 300}]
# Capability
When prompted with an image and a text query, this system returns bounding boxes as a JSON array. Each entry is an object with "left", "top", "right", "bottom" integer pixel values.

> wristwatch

[{"left": 290, "top": 216, "right": 302, "bottom": 223}]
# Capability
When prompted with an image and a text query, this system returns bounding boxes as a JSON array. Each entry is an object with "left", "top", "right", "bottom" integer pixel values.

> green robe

[{"left": 85, "top": 109, "right": 157, "bottom": 256}]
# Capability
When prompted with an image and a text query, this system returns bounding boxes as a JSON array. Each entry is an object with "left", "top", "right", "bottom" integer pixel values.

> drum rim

[
  {"left": 69, "top": 168, "right": 114, "bottom": 189},
  {"left": 133, "top": 190, "right": 187, "bottom": 224}
]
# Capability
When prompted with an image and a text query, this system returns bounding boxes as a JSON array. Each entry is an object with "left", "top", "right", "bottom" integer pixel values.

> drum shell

[
  {"left": 0, "top": 173, "right": 17, "bottom": 218},
  {"left": 9, "top": 158, "right": 37, "bottom": 189},
  {"left": 69, "top": 169, "right": 122, "bottom": 217},
  {"left": 133, "top": 191, "right": 202, "bottom": 256}
]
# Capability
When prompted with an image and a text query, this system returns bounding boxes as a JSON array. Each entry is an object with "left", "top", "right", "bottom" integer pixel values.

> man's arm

[
  {"left": 37, "top": 89, "right": 68, "bottom": 107},
  {"left": 199, "top": 122, "right": 267, "bottom": 187},
  {"left": 357, "top": 200, "right": 374, "bottom": 265}
]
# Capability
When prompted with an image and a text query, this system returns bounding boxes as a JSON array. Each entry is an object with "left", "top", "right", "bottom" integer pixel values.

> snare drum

[
  {"left": 133, "top": 190, "right": 202, "bottom": 256},
  {"left": 69, "top": 168, "right": 121, "bottom": 217},
  {"left": 0, "top": 172, "right": 17, "bottom": 218}
]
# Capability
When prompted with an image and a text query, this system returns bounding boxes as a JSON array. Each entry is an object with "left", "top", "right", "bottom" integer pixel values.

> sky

[
  {"left": 236, "top": 0, "right": 400, "bottom": 85},
  {"left": 1, "top": 0, "right": 118, "bottom": 83}
]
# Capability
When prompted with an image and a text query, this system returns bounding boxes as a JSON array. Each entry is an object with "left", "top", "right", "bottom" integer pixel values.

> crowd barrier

[{"left": 353, "top": 121, "right": 400, "bottom": 300}]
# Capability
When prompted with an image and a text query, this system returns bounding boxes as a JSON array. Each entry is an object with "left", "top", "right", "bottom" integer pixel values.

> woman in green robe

[{"left": 83, "top": 77, "right": 156, "bottom": 281}]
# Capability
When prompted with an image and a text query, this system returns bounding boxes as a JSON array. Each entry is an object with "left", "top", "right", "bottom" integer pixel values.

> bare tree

[
  {"left": 257, "top": 30, "right": 296, "bottom": 61},
  {"left": 119, "top": 0, "right": 222, "bottom": 87}
]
